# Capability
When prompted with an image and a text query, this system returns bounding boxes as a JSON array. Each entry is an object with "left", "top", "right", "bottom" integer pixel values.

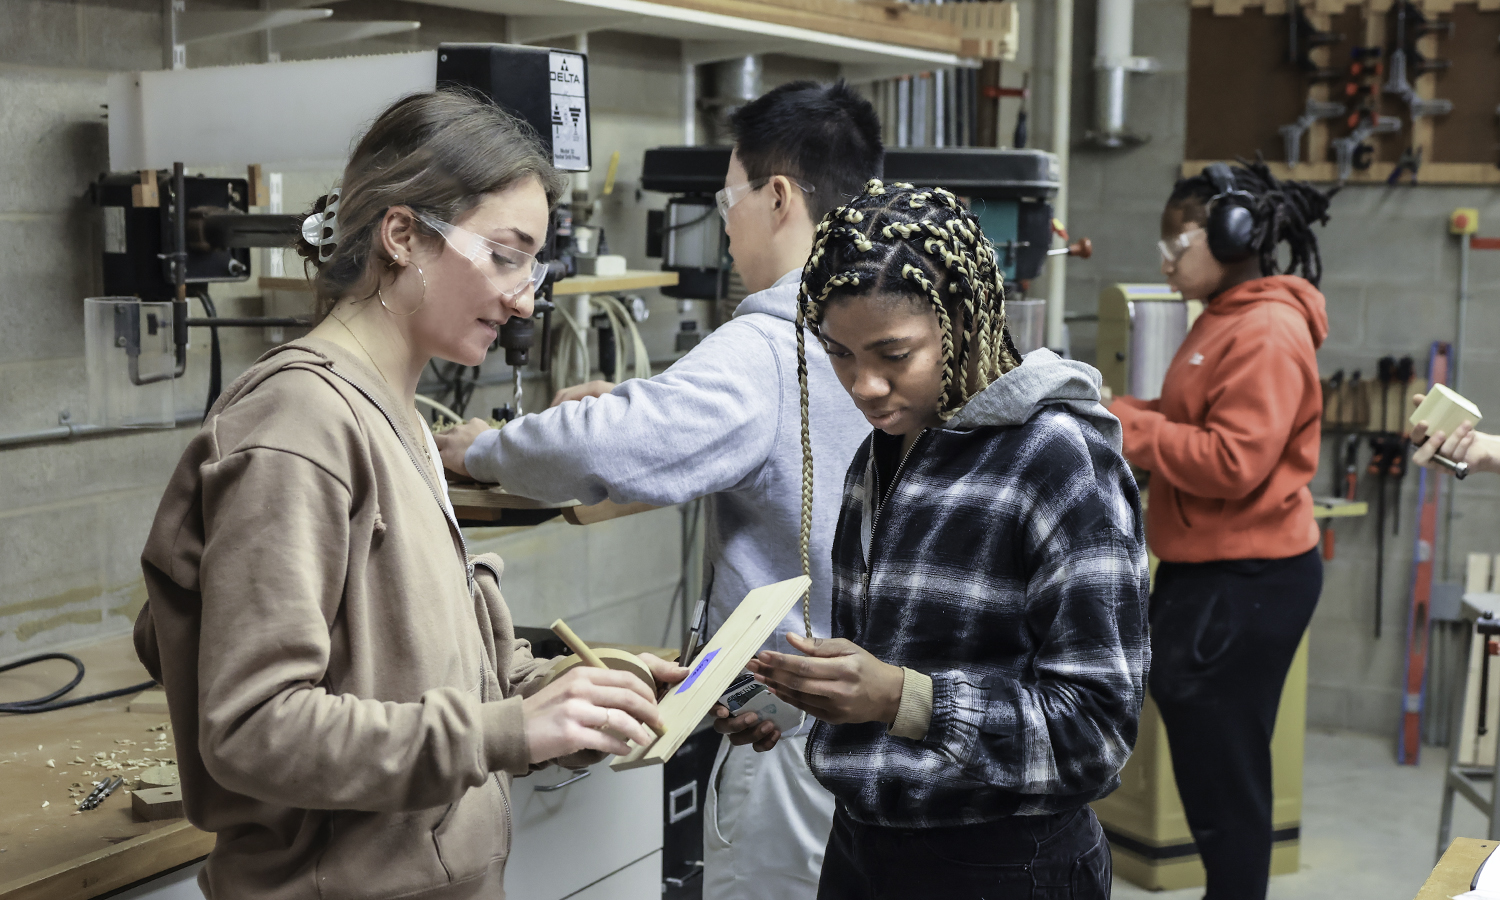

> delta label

[{"left": 548, "top": 51, "right": 588, "bottom": 171}]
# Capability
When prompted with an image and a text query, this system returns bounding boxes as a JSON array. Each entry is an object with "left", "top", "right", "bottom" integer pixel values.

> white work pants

[{"left": 703, "top": 734, "right": 835, "bottom": 900}]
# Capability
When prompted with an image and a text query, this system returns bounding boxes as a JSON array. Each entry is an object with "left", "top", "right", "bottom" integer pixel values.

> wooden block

[
  {"left": 130, "top": 169, "right": 158, "bottom": 208},
  {"left": 612, "top": 576, "right": 809, "bottom": 770},
  {"left": 247, "top": 164, "right": 268, "bottom": 207},
  {"left": 136, "top": 765, "right": 180, "bottom": 790},
  {"left": 127, "top": 688, "right": 169, "bottom": 715},
  {"left": 545, "top": 648, "right": 655, "bottom": 692},
  {"left": 1410, "top": 383, "right": 1482, "bottom": 437},
  {"left": 131, "top": 786, "right": 184, "bottom": 822}
]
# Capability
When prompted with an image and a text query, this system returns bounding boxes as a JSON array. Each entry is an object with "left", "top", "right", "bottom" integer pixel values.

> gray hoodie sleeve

[{"left": 465, "top": 319, "right": 782, "bottom": 506}]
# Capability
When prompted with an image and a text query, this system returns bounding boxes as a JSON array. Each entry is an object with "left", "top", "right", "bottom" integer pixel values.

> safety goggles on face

[
  {"left": 715, "top": 176, "right": 816, "bottom": 221},
  {"left": 416, "top": 212, "right": 547, "bottom": 298},
  {"left": 1158, "top": 227, "right": 1206, "bottom": 265}
]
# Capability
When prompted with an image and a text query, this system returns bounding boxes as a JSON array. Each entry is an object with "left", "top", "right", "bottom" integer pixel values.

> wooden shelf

[
  {"left": 448, "top": 482, "right": 579, "bottom": 512},
  {"left": 449, "top": 483, "right": 660, "bottom": 527},
  {"left": 431, "top": 0, "right": 982, "bottom": 77},
  {"left": 553, "top": 270, "right": 679, "bottom": 295}
]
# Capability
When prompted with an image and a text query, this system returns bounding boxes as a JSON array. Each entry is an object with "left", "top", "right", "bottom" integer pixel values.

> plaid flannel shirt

[{"left": 806, "top": 407, "right": 1150, "bottom": 828}]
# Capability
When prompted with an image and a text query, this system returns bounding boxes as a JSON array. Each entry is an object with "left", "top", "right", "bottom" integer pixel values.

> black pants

[
  {"left": 1149, "top": 548, "right": 1322, "bottom": 900},
  {"left": 817, "top": 803, "right": 1111, "bottom": 900}
]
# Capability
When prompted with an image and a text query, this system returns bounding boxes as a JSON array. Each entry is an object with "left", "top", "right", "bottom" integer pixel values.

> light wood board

[{"left": 611, "top": 576, "right": 808, "bottom": 771}]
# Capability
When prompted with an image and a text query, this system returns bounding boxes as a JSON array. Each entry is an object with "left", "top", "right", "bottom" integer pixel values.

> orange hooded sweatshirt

[{"left": 1109, "top": 275, "right": 1328, "bottom": 563}]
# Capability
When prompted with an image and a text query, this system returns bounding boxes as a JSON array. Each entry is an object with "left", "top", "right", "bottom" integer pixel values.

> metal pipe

[
  {"left": 1091, "top": 0, "right": 1134, "bottom": 146},
  {"left": 185, "top": 317, "right": 306, "bottom": 327},
  {"left": 1444, "top": 234, "right": 1473, "bottom": 581},
  {"left": 0, "top": 412, "right": 202, "bottom": 452},
  {"left": 1046, "top": 0, "right": 1074, "bottom": 350},
  {"left": 682, "top": 56, "right": 696, "bottom": 145}
]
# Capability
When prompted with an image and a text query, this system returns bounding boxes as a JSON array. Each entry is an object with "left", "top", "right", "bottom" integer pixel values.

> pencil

[{"left": 550, "top": 619, "right": 666, "bottom": 738}]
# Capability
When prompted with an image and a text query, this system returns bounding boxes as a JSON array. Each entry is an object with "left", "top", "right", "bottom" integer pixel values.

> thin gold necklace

[{"left": 329, "top": 310, "right": 433, "bottom": 464}]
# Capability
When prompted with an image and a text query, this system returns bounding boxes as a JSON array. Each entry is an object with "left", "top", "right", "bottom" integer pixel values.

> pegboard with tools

[{"left": 1185, "top": 0, "right": 1500, "bottom": 185}]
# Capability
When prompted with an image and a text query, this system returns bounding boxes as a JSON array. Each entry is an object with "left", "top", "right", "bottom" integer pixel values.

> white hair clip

[{"left": 301, "top": 187, "right": 341, "bottom": 263}]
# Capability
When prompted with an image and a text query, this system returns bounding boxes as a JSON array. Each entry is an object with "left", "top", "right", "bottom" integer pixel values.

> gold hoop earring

[{"left": 378, "top": 263, "right": 427, "bottom": 317}]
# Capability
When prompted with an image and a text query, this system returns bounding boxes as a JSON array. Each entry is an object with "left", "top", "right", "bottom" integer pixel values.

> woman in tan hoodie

[
  {"left": 1107, "top": 160, "right": 1334, "bottom": 900},
  {"left": 135, "top": 90, "right": 681, "bottom": 900}
]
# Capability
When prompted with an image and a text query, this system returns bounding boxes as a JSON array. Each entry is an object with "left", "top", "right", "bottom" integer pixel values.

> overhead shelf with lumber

[{"left": 429, "top": 0, "right": 1012, "bottom": 76}]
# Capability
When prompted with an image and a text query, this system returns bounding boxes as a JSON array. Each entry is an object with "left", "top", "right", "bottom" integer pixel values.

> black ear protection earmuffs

[{"left": 1203, "top": 163, "right": 1257, "bottom": 264}]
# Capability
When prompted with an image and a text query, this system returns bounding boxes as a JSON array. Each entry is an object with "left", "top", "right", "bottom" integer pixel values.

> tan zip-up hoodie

[{"left": 136, "top": 339, "right": 561, "bottom": 900}]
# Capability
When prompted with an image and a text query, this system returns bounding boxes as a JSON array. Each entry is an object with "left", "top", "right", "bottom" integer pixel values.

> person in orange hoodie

[{"left": 1107, "top": 160, "right": 1335, "bottom": 900}]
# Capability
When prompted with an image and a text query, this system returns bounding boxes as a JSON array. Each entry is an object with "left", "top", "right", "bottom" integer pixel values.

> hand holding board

[{"left": 610, "top": 575, "right": 810, "bottom": 770}]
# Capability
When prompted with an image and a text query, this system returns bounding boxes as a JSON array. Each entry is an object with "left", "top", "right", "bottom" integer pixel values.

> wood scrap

[
  {"left": 136, "top": 766, "right": 179, "bottom": 790},
  {"left": 126, "top": 689, "right": 170, "bottom": 715},
  {"left": 131, "top": 786, "right": 184, "bottom": 822}
]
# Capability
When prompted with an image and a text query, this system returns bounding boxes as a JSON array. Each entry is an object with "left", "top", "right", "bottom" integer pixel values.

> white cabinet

[
  {"left": 569, "top": 850, "right": 663, "bottom": 900},
  {"left": 505, "top": 763, "right": 663, "bottom": 900}
]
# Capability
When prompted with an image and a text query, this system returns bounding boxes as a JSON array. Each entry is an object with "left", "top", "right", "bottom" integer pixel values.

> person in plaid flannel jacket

[{"left": 743, "top": 180, "right": 1149, "bottom": 900}]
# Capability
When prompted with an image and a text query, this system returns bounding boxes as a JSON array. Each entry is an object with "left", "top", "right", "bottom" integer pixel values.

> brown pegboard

[
  {"left": 1431, "top": 5, "right": 1500, "bottom": 163},
  {"left": 1186, "top": 0, "right": 1500, "bottom": 182},
  {"left": 1185, "top": 6, "right": 1307, "bottom": 161}
]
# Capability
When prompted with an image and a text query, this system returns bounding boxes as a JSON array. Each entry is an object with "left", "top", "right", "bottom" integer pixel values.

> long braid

[
  {"left": 794, "top": 180, "right": 1019, "bottom": 635},
  {"left": 794, "top": 293, "right": 815, "bottom": 638}
]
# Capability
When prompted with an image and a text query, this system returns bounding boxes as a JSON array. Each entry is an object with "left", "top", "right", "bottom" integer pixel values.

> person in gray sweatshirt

[{"left": 435, "top": 81, "right": 882, "bottom": 900}]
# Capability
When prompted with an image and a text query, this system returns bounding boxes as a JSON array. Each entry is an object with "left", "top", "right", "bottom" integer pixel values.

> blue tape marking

[{"left": 676, "top": 648, "right": 720, "bottom": 694}]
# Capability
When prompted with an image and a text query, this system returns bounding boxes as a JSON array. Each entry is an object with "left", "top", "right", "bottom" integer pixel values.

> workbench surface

[
  {"left": 0, "top": 635, "right": 211, "bottom": 900},
  {"left": 1417, "top": 837, "right": 1496, "bottom": 899}
]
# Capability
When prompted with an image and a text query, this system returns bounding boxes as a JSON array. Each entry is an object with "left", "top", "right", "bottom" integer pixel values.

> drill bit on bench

[{"left": 78, "top": 774, "right": 124, "bottom": 811}]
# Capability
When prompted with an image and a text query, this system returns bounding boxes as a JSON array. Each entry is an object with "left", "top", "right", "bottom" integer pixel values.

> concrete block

[
  {"left": 0, "top": 424, "right": 188, "bottom": 513},
  {"left": 567, "top": 593, "right": 675, "bottom": 650},
  {"left": 0, "top": 356, "right": 90, "bottom": 433},
  {"left": 0, "top": 504, "right": 119, "bottom": 658},
  {"left": 0, "top": 68, "right": 109, "bottom": 215},
  {"left": 1305, "top": 683, "right": 1350, "bottom": 732},
  {"left": 590, "top": 32, "right": 699, "bottom": 119},
  {"left": 1321, "top": 223, "right": 1444, "bottom": 290},
  {"left": 0, "top": 216, "right": 97, "bottom": 363},
  {"left": 1, "top": 1, "right": 160, "bottom": 71},
  {"left": 468, "top": 521, "right": 593, "bottom": 628},
  {"left": 1135, "top": 0, "right": 1191, "bottom": 71},
  {"left": 1362, "top": 283, "right": 1456, "bottom": 352},
  {"left": 1344, "top": 685, "right": 1403, "bottom": 737},
  {"left": 583, "top": 507, "right": 681, "bottom": 609}
]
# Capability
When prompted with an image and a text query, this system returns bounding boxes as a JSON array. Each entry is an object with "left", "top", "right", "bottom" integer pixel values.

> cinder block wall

[
  {"left": 1044, "top": 0, "right": 1500, "bottom": 736},
  {"left": 0, "top": 0, "right": 715, "bottom": 659}
]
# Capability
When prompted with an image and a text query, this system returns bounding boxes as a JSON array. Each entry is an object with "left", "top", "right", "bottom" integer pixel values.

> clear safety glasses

[
  {"left": 417, "top": 212, "right": 547, "bottom": 298},
  {"left": 1158, "top": 227, "right": 1206, "bottom": 265},
  {"left": 715, "top": 176, "right": 816, "bottom": 221}
]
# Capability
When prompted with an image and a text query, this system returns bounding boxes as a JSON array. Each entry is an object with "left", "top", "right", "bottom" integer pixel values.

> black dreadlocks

[{"left": 1168, "top": 156, "right": 1338, "bottom": 287}]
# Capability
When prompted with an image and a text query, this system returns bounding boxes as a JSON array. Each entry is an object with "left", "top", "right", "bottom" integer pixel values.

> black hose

[
  {"left": 198, "top": 289, "right": 223, "bottom": 416},
  {"left": 0, "top": 652, "right": 157, "bottom": 714}
]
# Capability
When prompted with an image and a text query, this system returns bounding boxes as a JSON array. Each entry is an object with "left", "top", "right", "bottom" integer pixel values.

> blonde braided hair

[{"left": 792, "top": 180, "right": 1021, "bottom": 636}]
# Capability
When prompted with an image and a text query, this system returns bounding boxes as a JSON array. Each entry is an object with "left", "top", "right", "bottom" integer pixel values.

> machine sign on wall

[{"left": 549, "top": 51, "right": 589, "bottom": 171}]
